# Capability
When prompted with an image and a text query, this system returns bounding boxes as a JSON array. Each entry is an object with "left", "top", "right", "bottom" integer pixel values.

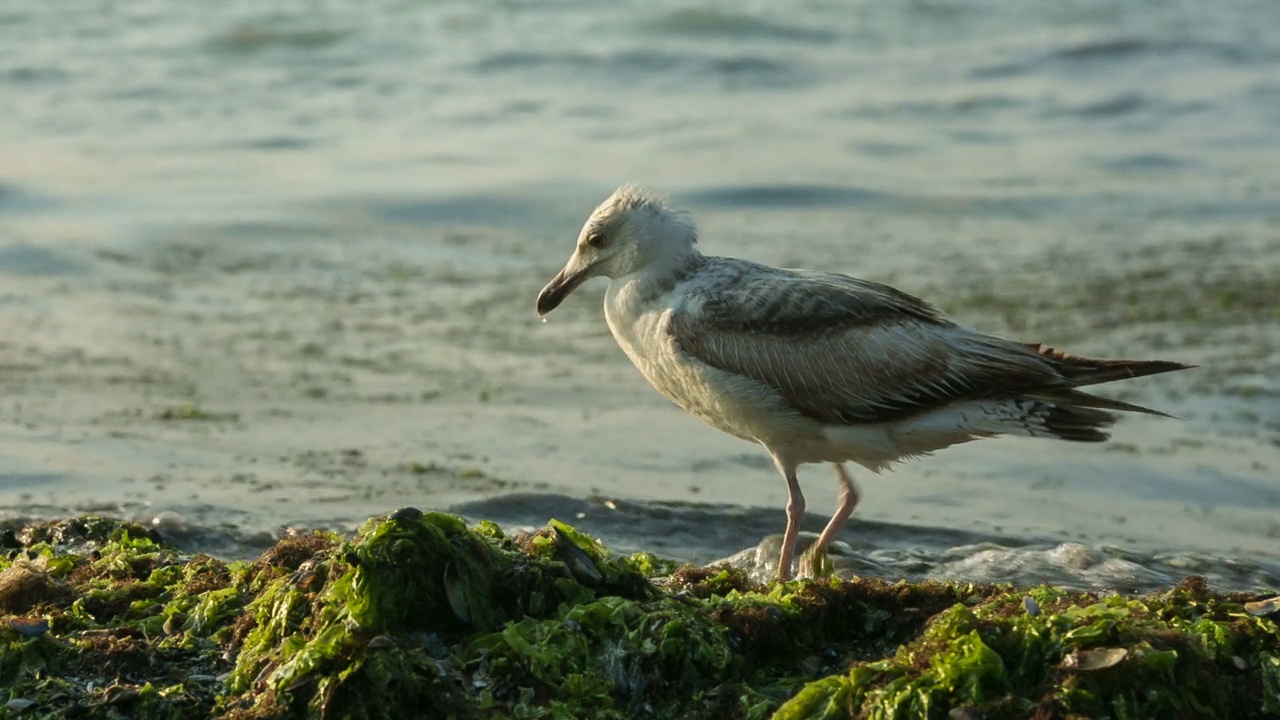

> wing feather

[{"left": 668, "top": 263, "right": 1066, "bottom": 424}]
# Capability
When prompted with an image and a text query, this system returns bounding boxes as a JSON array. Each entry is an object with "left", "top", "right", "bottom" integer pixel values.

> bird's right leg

[
  {"left": 797, "top": 464, "right": 860, "bottom": 578},
  {"left": 775, "top": 462, "right": 805, "bottom": 582}
]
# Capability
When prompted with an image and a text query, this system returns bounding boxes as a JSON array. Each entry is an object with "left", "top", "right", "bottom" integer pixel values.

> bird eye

[{"left": 585, "top": 232, "right": 606, "bottom": 248}]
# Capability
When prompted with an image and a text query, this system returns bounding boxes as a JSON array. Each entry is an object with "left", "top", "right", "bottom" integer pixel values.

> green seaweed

[
  {"left": 776, "top": 579, "right": 1279, "bottom": 719},
  {"left": 0, "top": 513, "right": 1276, "bottom": 719}
]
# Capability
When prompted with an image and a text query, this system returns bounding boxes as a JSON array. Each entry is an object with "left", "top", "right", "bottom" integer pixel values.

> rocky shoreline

[{"left": 0, "top": 512, "right": 1277, "bottom": 719}]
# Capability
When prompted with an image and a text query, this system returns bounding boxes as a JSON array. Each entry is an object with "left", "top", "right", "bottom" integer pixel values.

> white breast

[
  {"left": 603, "top": 279, "right": 686, "bottom": 403},
  {"left": 603, "top": 278, "right": 809, "bottom": 445}
]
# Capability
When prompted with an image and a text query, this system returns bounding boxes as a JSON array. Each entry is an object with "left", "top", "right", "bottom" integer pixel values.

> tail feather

[
  {"left": 1017, "top": 343, "right": 1191, "bottom": 431},
  {"left": 1025, "top": 343, "right": 1195, "bottom": 387},
  {"left": 1029, "top": 389, "right": 1178, "bottom": 419},
  {"left": 961, "top": 398, "right": 1119, "bottom": 443},
  {"left": 1039, "top": 403, "right": 1115, "bottom": 442},
  {"left": 890, "top": 342, "right": 1194, "bottom": 451}
]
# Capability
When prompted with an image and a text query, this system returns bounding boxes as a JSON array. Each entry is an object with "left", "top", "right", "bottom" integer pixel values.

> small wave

[
  {"left": 1043, "top": 93, "right": 1211, "bottom": 121},
  {"left": 650, "top": 9, "right": 836, "bottom": 44},
  {"left": 720, "top": 535, "right": 1280, "bottom": 593},
  {"left": 840, "top": 94, "right": 1024, "bottom": 119},
  {"left": 1063, "top": 91, "right": 1147, "bottom": 118},
  {"left": 471, "top": 49, "right": 814, "bottom": 92},
  {"left": 0, "top": 181, "right": 22, "bottom": 211},
  {"left": 0, "top": 66, "right": 69, "bottom": 84},
  {"left": 0, "top": 182, "right": 58, "bottom": 215},
  {"left": 1093, "top": 153, "right": 1196, "bottom": 174},
  {"left": 1052, "top": 37, "right": 1151, "bottom": 61},
  {"left": 359, "top": 193, "right": 582, "bottom": 232},
  {"left": 206, "top": 22, "right": 351, "bottom": 54},
  {"left": 970, "top": 35, "right": 1266, "bottom": 80},
  {"left": 234, "top": 136, "right": 315, "bottom": 151},
  {"left": 682, "top": 184, "right": 890, "bottom": 210},
  {"left": 449, "top": 492, "right": 1021, "bottom": 565},
  {"left": 451, "top": 493, "right": 1279, "bottom": 592},
  {"left": 1050, "top": 36, "right": 1262, "bottom": 65},
  {"left": 853, "top": 141, "right": 923, "bottom": 158},
  {"left": 0, "top": 245, "right": 92, "bottom": 277}
]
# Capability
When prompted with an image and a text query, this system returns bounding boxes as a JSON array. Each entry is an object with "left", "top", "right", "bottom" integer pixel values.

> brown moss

[
  {"left": 78, "top": 628, "right": 156, "bottom": 679},
  {"left": 68, "top": 560, "right": 101, "bottom": 586},
  {"left": 258, "top": 531, "right": 336, "bottom": 572},
  {"left": 709, "top": 577, "right": 1006, "bottom": 683},
  {"left": 667, "top": 563, "right": 764, "bottom": 598},
  {"left": 226, "top": 609, "right": 259, "bottom": 652},
  {"left": 1178, "top": 574, "right": 1209, "bottom": 597},
  {"left": 184, "top": 555, "right": 232, "bottom": 595}
]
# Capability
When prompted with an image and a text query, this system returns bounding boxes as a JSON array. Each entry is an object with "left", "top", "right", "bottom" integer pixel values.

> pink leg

[
  {"left": 812, "top": 464, "right": 859, "bottom": 556},
  {"left": 776, "top": 464, "right": 805, "bottom": 582}
]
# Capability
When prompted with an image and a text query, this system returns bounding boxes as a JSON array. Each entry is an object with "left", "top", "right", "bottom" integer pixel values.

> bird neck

[
  {"left": 647, "top": 245, "right": 704, "bottom": 290},
  {"left": 616, "top": 246, "right": 704, "bottom": 306}
]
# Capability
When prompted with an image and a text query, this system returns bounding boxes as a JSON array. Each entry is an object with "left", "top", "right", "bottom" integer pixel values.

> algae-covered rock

[{"left": 0, "top": 512, "right": 1276, "bottom": 719}]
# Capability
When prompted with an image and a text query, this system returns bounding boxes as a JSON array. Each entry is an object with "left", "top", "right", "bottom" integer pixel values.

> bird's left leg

[{"left": 812, "top": 463, "right": 860, "bottom": 557}]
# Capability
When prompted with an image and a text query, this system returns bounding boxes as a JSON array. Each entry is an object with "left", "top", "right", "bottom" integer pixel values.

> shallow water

[{"left": 1, "top": 1, "right": 1278, "bottom": 592}]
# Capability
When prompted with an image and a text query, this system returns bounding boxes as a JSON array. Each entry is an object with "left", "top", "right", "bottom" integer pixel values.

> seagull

[{"left": 535, "top": 184, "right": 1192, "bottom": 581}]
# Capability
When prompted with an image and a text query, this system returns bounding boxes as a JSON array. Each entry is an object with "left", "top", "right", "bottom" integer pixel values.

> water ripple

[
  {"left": 451, "top": 493, "right": 1280, "bottom": 593},
  {"left": 682, "top": 184, "right": 890, "bottom": 210},
  {"left": 650, "top": 9, "right": 836, "bottom": 44},
  {"left": 471, "top": 49, "right": 814, "bottom": 91},
  {"left": 970, "top": 35, "right": 1273, "bottom": 79}
]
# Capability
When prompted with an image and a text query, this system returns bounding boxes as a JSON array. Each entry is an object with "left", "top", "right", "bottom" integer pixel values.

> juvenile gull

[{"left": 535, "top": 184, "right": 1192, "bottom": 581}]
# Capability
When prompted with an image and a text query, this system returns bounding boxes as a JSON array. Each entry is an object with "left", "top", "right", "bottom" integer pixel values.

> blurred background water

[{"left": 1, "top": 1, "right": 1278, "bottom": 591}]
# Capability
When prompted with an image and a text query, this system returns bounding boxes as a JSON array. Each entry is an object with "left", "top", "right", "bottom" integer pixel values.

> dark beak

[{"left": 536, "top": 264, "right": 592, "bottom": 317}]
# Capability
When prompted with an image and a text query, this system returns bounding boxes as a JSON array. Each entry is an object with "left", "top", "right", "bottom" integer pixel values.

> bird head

[{"left": 536, "top": 184, "right": 696, "bottom": 317}]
